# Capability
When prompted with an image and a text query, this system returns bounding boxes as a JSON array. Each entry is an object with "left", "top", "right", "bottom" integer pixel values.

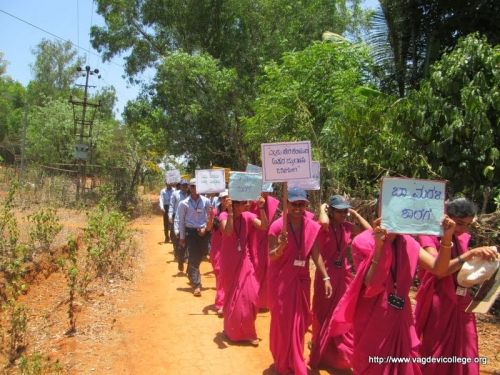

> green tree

[
  {"left": 393, "top": 34, "right": 499, "bottom": 207},
  {"left": 0, "top": 52, "right": 7, "bottom": 77},
  {"left": 0, "top": 77, "right": 26, "bottom": 145},
  {"left": 369, "top": 0, "right": 500, "bottom": 96},
  {"left": 244, "top": 40, "right": 420, "bottom": 194},
  {"left": 91, "top": 0, "right": 370, "bottom": 78},
  {"left": 153, "top": 52, "right": 246, "bottom": 169},
  {"left": 26, "top": 98, "right": 74, "bottom": 164},
  {"left": 27, "top": 39, "right": 84, "bottom": 105}
]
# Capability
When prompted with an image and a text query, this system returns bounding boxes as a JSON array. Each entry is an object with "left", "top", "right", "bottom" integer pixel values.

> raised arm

[
  {"left": 318, "top": 203, "right": 329, "bottom": 232},
  {"left": 418, "top": 216, "right": 455, "bottom": 277},
  {"left": 221, "top": 199, "right": 234, "bottom": 236},
  {"left": 422, "top": 244, "right": 498, "bottom": 278},
  {"left": 349, "top": 208, "right": 372, "bottom": 234},
  {"left": 252, "top": 196, "right": 269, "bottom": 230}
]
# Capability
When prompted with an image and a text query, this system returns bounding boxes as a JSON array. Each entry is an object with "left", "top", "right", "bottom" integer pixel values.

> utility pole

[{"left": 69, "top": 65, "right": 100, "bottom": 199}]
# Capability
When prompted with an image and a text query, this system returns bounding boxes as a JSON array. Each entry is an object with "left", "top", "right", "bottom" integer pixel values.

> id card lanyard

[
  {"left": 388, "top": 238, "right": 405, "bottom": 310},
  {"left": 330, "top": 223, "right": 343, "bottom": 268},
  {"left": 289, "top": 219, "right": 306, "bottom": 267},
  {"left": 189, "top": 197, "right": 203, "bottom": 214},
  {"left": 234, "top": 215, "right": 243, "bottom": 252}
]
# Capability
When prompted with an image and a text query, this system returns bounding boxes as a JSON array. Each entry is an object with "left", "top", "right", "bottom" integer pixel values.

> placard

[
  {"left": 165, "top": 169, "right": 181, "bottom": 184},
  {"left": 288, "top": 161, "right": 320, "bottom": 190},
  {"left": 381, "top": 177, "right": 446, "bottom": 235},
  {"left": 229, "top": 172, "right": 262, "bottom": 201},
  {"left": 261, "top": 141, "right": 312, "bottom": 182},
  {"left": 246, "top": 163, "right": 273, "bottom": 192},
  {"left": 195, "top": 169, "right": 226, "bottom": 194},
  {"left": 212, "top": 166, "right": 231, "bottom": 183}
]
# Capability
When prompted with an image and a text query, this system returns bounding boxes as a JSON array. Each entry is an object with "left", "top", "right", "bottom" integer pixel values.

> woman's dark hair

[{"left": 447, "top": 198, "right": 477, "bottom": 218}]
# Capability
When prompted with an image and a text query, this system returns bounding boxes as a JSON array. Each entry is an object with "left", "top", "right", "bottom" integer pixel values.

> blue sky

[{"left": 0, "top": 0, "right": 379, "bottom": 119}]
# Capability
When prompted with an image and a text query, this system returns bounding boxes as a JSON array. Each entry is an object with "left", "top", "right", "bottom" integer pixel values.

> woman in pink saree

[
  {"left": 310, "top": 195, "right": 371, "bottom": 370},
  {"left": 327, "top": 216, "right": 456, "bottom": 375},
  {"left": 268, "top": 187, "right": 332, "bottom": 375},
  {"left": 207, "top": 191, "right": 229, "bottom": 315},
  {"left": 415, "top": 198, "right": 498, "bottom": 374},
  {"left": 249, "top": 191, "right": 280, "bottom": 310},
  {"left": 218, "top": 196, "right": 268, "bottom": 345}
]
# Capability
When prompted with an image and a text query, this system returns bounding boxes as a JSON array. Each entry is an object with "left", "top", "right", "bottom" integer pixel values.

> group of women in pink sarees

[{"left": 207, "top": 186, "right": 498, "bottom": 375}]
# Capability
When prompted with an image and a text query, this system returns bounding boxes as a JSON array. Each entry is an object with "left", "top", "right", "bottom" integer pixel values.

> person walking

[
  {"left": 218, "top": 196, "right": 268, "bottom": 344},
  {"left": 267, "top": 187, "right": 332, "bottom": 375},
  {"left": 310, "top": 195, "right": 371, "bottom": 370},
  {"left": 249, "top": 188, "right": 280, "bottom": 310},
  {"left": 159, "top": 180, "right": 175, "bottom": 243},
  {"left": 415, "top": 198, "right": 498, "bottom": 375},
  {"left": 170, "top": 179, "right": 189, "bottom": 271},
  {"left": 206, "top": 190, "right": 229, "bottom": 315},
  {"left": 327, "top": 215, "right": 456, "bottom": 375},
  {"left": 178, "top": 178, "right": 211, "bottom": 296}
]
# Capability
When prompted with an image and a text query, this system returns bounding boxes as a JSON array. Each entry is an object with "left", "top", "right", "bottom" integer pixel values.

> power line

[{"left": 0, "top": 8, "right": 123, "bottom": 68}]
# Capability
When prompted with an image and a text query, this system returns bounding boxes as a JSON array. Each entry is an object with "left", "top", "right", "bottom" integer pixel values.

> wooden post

[{"left": 282, "top": 182, "right": 288, "bottom": 235}]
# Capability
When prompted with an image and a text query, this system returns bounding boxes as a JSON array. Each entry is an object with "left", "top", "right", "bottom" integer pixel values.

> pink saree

[
  {"left": 210, "top": 212, "right": 225, "bottom": 311},
  {"left": 250, "top": 195, "right": 280, "bottom": 309},
  {"left": 415, "top": 233, "right": 478, "bottom": 374},
  {"left": 328, "top": 230, "right": 422, "bottom": 374},
  {"left": 310, "top": 222, "right": 354, "bottom": 370},
  {"left": 268, "top": 215, "right": 321, "bottom": 375},
  {"left": 219, "top": 211, "right": 260, "bottom": 342}
]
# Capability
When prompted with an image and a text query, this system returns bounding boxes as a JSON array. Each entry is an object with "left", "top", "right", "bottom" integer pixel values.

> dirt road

[
  {"left": 85, "top": 213, "right": 280, "bottom": 375},
  {"left": 60, "top": 211, "right": 496, "bottom": 375}
]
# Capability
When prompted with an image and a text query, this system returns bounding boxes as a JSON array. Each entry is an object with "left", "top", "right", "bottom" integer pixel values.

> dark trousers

[
  {"left": 186, "top": 228, "right": 209, "bottom": 289},
  {"left": 162, "top": 206, "right": 170, "bottom": 242}
]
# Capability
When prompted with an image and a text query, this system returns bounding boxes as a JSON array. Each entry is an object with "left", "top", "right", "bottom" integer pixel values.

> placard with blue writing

[
  {"left": 165, "top": 169, "right": 181, "bottom": 184},
  {"left": 246, "top": 163, "right": 273, "bottom": 192},
  {"left": 261, "top": 141, "right": 312, "bottom": 182},
  {"left": 288, "top": 161, "right": 320, "bottom": 190},
  {"left": 229, "top": 172, "right": 262, "bottom": 201},
  {"left": 195, "top": 169, "right": 226, "bottom": 194},
  {"left": 381, "top": 177, "right": 446, "bottom": 235}
]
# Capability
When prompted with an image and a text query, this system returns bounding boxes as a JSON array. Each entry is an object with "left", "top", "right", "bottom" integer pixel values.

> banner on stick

[
  {"left": 195, "top": 169, "right": 226, "bottom": 194},
  {"left": 381, "top": 177, "right": 446, "bottom": 235},
  {"left": 261, "top": 141, "right": 312, "bottom": 182}
]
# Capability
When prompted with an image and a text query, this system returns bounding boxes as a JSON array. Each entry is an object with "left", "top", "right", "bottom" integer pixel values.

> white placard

[
  {"left": 261, "top": 141, "right": 312, "bottom": 182},
  {"left": 165, "top": 169, "right": 181, "bottom": 184},
  {"left": 288, "top": 161, "right": 320, "bottom": 190},
  {"left": 195, "top": 169, "right": 226, "bottom": 194},
  {"left": 381, "top": 177, "right": 446, "bottom": 235}
]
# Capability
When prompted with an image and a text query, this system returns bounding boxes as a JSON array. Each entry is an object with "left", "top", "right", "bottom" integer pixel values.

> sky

[
  {"left": 0, "top": 0, "right": 152, "bottom": 120},
  {"left": 0, "top": 0, "right": 379, "bottom": 120}
]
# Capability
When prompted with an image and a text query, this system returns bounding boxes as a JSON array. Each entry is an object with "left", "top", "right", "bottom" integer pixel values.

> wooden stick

[{"left": 282, "top": 182, "right": 288, "bottom": 235}]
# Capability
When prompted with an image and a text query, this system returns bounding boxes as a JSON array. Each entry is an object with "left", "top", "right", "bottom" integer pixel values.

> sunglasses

[{"left": 290, "top": 201, "right": 307, "bottom": 208}]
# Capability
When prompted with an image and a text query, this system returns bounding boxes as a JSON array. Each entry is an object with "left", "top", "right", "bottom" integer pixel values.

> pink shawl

[
  {"left": 328, "top": 230, "right": 422, "bottom": 374},
  {"left": 415, "top": 233, "right": 478, "bottom": 374},
  {"left": 268, "top": 214, "right": 321, "bottom": 375},
  {"left": 310, "top": 222, "right": 354, "bottom": 370},
  {"left": 219, "top": 211, "right": 260, "bottom": 342},
  {"left": 249, "top": 195, "right": 280, "bottom": 309}
]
